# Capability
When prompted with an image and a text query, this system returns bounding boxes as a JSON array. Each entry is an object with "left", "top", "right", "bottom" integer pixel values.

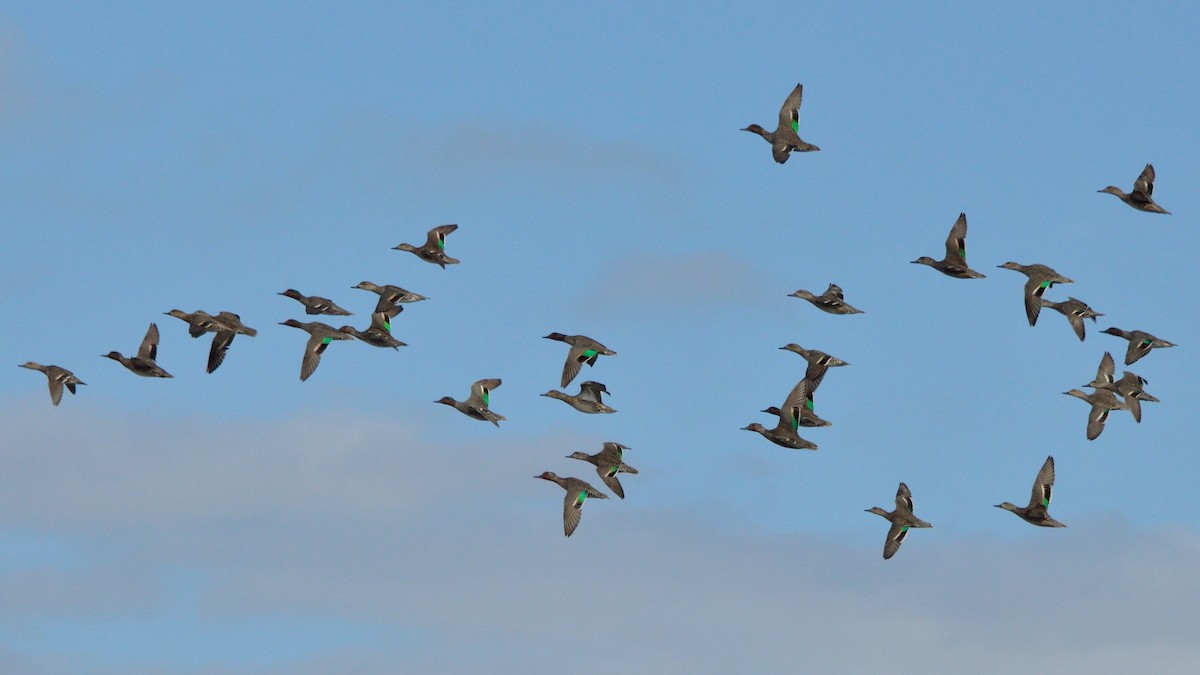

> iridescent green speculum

[
  {"left": 321, "top": 336, "right": 332, "bottom": 345},
  {"left": 1039, "top": 281, "right": 1051, "bottom": 289},
  {"left": 576, "top": 491, "right": 587, "bottom": 505},
  {"left": 582, "top": 349, "right": 598, "bottom": 358},
  {"left": 1042, "top": 498, "right": 1049, "bottom": 507},
  {"left": 482, "top": 392, "right": 489, "bottom": 406},
  {"left": 791, "top": 119, "right": 799, "bottom": 133},
  {"left": 900, "top": 526, "right": 910, "bottom": 534}
]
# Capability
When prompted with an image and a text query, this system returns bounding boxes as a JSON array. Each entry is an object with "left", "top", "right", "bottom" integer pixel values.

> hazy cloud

[
  {"left": 578, "top": 251, "right": 772, "bottom": 312},
  {"left": 0, "top": 19, "right": 34, "bottom": 131},
  {"left": 2, "top": 403, "right": 1198, "bottom": 673}
]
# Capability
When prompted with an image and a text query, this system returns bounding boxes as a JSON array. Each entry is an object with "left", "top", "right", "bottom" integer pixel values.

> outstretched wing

[
  {"left": 1030, "top": 456, "right": 1055, "bottom": 508},
  {"left": 1133, "top": 164, "right": 1155, "bottom": 199},
  {"left": 943, "top": 213, "right": 968, "bottom": 265},
  {"left": 1094, "top": 352, "right": 1115, "bottom": 386},
  {"left": 777, "top": 83, "right": 803, "bottom": 136},
  {"left": 425, "top": 224, "right": 458, "bottom": 251},
  {"left": 138, "top": 323, "right": 160, "bottom": 361},
  {"left": 895, "top": 482, "right": 914, "bottom": 513},
  {"left": 562, "top": 490, "right": 586, "bottom": 536},
  {"left": 207, "top": 331, "right": 235, "bottom": 374},
  {"left": 469, "top": 379, "right": 502, "bottom": 408},
  {"left": 776, "top": 379, "right": 811, "bottom": 432},
  {"left": 883, "top": 521, "right": 908, "bottom": 560}
]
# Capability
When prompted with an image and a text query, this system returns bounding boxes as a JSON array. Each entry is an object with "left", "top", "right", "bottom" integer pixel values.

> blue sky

[{"left": 2, "top": 2, "right": 1199, "bottom": 672}]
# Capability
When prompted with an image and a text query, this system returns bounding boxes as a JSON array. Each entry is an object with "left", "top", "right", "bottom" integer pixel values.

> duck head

[{"left": 741, "top": 123, "right": 770, "bottom": 139}]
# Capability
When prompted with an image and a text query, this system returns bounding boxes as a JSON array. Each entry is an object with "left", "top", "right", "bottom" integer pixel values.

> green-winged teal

[
  {"left": 103, "top": 323, "right": 172, "bottom": 378},
  {"left": 741, "top": 83, "right": 820, "bottom": 164},
  {"left": 779, "top": 343, "right": 848, "bottom": 396},
  {"left": 997, "top": 262, "right": 1073, "bottom": 326},
  {"left": 165, "top": 309, "right": 224, "bottom": 337},
  {"left": 996, "top": 456, "right": 1065, "bottom": 528},
  {"left": 1039, "top": 297, "right": 1102, "bottom": 341},
  {"left": 866, "top": 482, "right": 932, "bottom": 560},
  {"left": 353, "top": 281, "right": 428, "bottom": 307},
  {"left": 1100, "top": 327, "right": 1176, "bottom": 366},
  {"left": 742, "top": 379, "right": 819, "bottom": 450},
  {"left": 340, "top": 303, "right": 406, "bottom": 349},
  {"left": 19, "top": 362, "right": 85, "bottom": 406},
  {"left": 911, "top": 212, "right": 986, "bottom": 279},
  {"left": 279, "top": 319, "right": 353, "bottom": 381},
  {"left": 1083, "top": 352, "right": 1158, "bottom": 423},
  {"left": 436, "top": 378, "right": 505, "bottom": 426},
  {"left": 566, "top": 442, "right": 638, "bottom": 499},
  {"left": 277, "top": 289, "right": 352, "bottom": 316},
  {"left": 393, "top": 224, "right": 460, "bottom": 268},
  {"left": 760, "top": 403, "right": 830, "bottom": 427},
  {"left": 544, "top": 333, "right": 617, "bottom": 388},
  {"left": 204, "top": 312, "right": 257, "bottom": 374},
  {"left": 1099, "top": 164, "right": 1170, "bottom": 214},
  {"left": 541, "top": 380, "right": 616, "bottom": 414},
  {"left": 215, "top": 312, "right": 257, "bottom": 337},
  {"left": 166, "top": 310, "right": 255, "bottom": 373},
  {"left": 1063, "top": 384, "right": 1127, "bottom": 441},
  {"left": 789, "top": 283, "right": 863, "bottom": 315},
  {"left": 535, "top": 471, "right": 608, "bottom": 537}
]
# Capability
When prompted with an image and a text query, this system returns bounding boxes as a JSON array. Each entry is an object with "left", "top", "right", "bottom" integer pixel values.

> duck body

[
  {"left": 789, "top": 284, "right": 863, "bottom": 315},
  {"left": 1063, "top": 387, "right": 1127, "bottom": 440},
  {"left": 19, "top": 362, "right": 86, "bottom": 405},
  {"left": 866, "top": 482, "right": 932, "bottom": 559},
  {"left": 742, "top": 379, "right": 819, "bottom": 450},
  {"left": 535, "top": 471, "right": 608, "bottom": 536},
  {"left": 911, "top": 213, "right": 986, "bottom": 279},
  {"left": 103, "top": 323, "right": 172, "bottom": 378},
  {"left": 340, "top": 303, "right": 406, "bottom": 349},
  {"left": 742, "top": 83, "right": 820, "bottom": 164},
  {"left": 997, "top": 262, "right": 1074, "bottom": 326},
  {"left": 393, "top": 224, "right": 460, "bottom": 267},
  {"left": 541, "top": 381, "right": 616, "bottom": 414},
  {"left": 1101, "top": 327, "right": 1176, "bottom": 366},
  {"left": 544, "top": 333, "right": 616, "bottom": 388},
  {"left": 279, "top": 319, "right": 354, "bottom": 381},
  {"left": 277, "top": 289, "right": 352, "bottom": 316},
  {"left": 566, "top": 442, "right": 638, "bottom": 499},
  {"left": 996, "top": 456, "right": 1066, "bottom": 528},
  {"left": 436, "top": 378, "right": 505, "bottom": 426},
  {"left": 1039, "top": 297, "right": 1102, "bottom": 341},
  {"left": 1099, "top": 164, "right": 1170, "bottom": 214},
  {"left": 353, "top": 281, "right": 428, "bottom": 306},
  {"left": 779, "top": 343, "right": 848, "bottom": 395}
]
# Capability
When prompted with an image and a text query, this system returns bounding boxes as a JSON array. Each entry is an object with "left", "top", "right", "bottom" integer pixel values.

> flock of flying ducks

[
  {"left": 17, "top": 221, "right": 639, "bottom": 538},
  {"left": 737, "top": 83, "right": 1175, "bottom": 558},
  {"left": 18, "top": 82, "right": 1178, "bottom": 553}
]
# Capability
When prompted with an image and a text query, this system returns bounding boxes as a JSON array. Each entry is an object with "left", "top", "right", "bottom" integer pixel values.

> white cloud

[
  {"left": 578, "top": 251, "right": 772, "bottom": 312},
  {"left": 1, "top": 402, "right": 1198, "bottom": 673}
]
